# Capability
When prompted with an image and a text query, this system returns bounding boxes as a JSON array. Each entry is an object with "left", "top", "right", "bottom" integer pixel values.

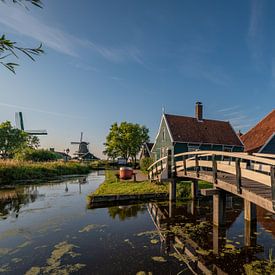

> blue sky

[{"left": 1, "top": 0, "right": 275, "bottom": 158}]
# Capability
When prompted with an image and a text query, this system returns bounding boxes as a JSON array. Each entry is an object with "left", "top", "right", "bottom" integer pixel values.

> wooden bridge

[{"left": 148, "top": 150, "right": 275, "bottom": 225}]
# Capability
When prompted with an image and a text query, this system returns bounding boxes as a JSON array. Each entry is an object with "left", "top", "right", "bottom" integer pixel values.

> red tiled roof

[
  {"left": 240, "top": 110, "right": 275, "bottom": 153},
  {"left": 164, "top": 114, "right": 243, "bottom": 147}
]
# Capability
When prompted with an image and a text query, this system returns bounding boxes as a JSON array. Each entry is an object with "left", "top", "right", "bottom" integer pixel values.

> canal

[{"left": 0, "top": 172, "right": 274, "bottom": 274}]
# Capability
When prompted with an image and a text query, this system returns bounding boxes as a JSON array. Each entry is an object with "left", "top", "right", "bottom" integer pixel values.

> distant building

[
  {"left": 81, "top": 152, "right": 100, "bottom": 161},
  {"left": 151, "top": 102, "right": 244, "bottom": 160},
  {"left": 139, "top": 142, "right": 154, "bottom": 160},
  {"left": 241, "top": 110, "right": 275, "bottom": 153},
  {"left": 49, "top": 148, "right": 71, "bottom": 161}
]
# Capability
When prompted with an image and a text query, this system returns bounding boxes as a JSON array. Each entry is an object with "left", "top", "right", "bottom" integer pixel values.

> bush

[
  {"left": 140, "top": 157, "right": 153, "bottom": 173},
  {"left": 15, "top": 148, "right": 60, "bottom": 162}
]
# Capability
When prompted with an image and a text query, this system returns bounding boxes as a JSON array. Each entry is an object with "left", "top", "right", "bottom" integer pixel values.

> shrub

[
  {"left": 15, "top": 148, "right": 59, "bottom": 162},
  {"left": 140, "top": 157, "right": 153, "bottom": 173}
]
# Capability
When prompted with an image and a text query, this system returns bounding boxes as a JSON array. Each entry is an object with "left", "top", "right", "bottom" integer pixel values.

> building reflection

[{"left": 148, "top": 197, "right": 270, "bottom": 274}]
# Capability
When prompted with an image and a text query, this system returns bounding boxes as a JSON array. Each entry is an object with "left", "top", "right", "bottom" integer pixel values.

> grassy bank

[
  {"left": 0, "top": 160, "right": 94, "bottom": 184},
  {"left": 91, "top": 170, "right": 212, "bottom": 198},
  {"left": 92, "top": 170, "right": 169, "bottom": 196}
]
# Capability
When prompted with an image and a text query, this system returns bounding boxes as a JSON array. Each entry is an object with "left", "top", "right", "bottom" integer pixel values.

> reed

[{"left": 0, "top": 160, "right": 92, "bottom": 183}]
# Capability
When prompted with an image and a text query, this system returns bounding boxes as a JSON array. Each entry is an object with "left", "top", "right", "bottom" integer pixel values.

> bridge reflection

[{"left": 147, "top": 197, "right": 270, "bottom": 274}]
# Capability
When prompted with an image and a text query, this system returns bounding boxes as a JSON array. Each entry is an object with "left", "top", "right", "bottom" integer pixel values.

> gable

[
  {"left": 151, "top": 115, "right": 173, "bottom": 153},
  {"left": 259, "top": 133, "right": 275, "bottom": 153},
  {"left": 241, "top": 110, "right": 275, "bottom": 153}
]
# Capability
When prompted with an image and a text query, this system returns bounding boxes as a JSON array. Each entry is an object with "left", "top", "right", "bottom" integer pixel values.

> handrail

[
  {"left": 174, "top": 150, "right": 275, "bottom": 166},
  {"left": 147, "top": 155, "right": 168, "bottom": 171}
]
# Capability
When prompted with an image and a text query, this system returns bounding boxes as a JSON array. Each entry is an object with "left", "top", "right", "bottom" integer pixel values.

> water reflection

[
  {"left": 148, "top": 197, "right": 274, "bottom": 274},
  {"left": 0, "top": 186, "right": 40, "bottom": 219},
  {"left": 108, "top": 205, "right": 146, "bottom": 221}
]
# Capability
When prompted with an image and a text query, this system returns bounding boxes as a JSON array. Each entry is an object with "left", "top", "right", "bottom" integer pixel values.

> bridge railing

[{"left": 149, "top": 150, "right": 275, "bottom": 187}]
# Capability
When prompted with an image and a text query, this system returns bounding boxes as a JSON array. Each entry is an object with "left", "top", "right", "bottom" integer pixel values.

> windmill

[
  {"left": 71, "top": 132, "right": 99, "bottom": 160},
  {"left": 15, "top": 112, "right": 47, "bottom": 135},
  {"left": 71, "top": 132, "right": 90, "bottom": 158}
]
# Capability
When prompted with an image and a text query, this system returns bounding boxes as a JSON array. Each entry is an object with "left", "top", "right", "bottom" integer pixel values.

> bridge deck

[{"left": 177, "top": 171, "right": 274, "bottom": 213}]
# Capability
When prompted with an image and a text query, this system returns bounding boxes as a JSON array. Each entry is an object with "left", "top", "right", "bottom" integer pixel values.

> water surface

[{"left": 0, "top": 172, "right": 274, "bottom": 274}]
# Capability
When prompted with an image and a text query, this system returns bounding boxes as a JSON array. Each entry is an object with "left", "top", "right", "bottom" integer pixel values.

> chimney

[{"left": 195, "top": 102, "right": 203, "bottom": 121}]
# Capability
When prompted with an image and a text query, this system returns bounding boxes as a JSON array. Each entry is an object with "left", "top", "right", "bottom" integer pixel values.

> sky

[{"left": 1, "top": 0, "right": 275, "bottom": 158}]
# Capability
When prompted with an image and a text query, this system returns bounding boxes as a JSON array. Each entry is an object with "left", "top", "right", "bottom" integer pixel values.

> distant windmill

[
  {"left": 15, "top": 112, "right": 47, "bottom": 135},
  {"left": 71, "top": 132, "right": 99, "bottom": 161},
  {"left": 71, "top": 132, "right": 90, "bottom": 158}
]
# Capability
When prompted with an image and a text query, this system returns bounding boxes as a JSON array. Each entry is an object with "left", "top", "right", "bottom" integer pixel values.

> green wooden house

[{"left": 151, "top": 102, "right": 244, "bottom": 161}]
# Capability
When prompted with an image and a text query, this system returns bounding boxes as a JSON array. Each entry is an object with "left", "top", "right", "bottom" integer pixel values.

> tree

[
  {"left": 104, "top": 122, "right": 149, "bottom": 165},
  {"left": 0, "top": 0, "right": 44, "bottom": 73},
  {"left": 0, "top": 121, "right": 28, "bottom": 158},
  {"left": 27, "top": 135, "right": 40, "bottom": 149}
]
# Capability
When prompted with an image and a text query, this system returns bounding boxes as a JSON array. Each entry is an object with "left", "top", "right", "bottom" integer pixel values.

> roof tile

[{"left": 165, "top": 114, "right": 243, "bottom": 147}]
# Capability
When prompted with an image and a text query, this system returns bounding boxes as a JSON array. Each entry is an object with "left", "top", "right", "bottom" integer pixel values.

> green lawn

[{"left": 92, "top": 170, "right": 169, "bottom": 196}]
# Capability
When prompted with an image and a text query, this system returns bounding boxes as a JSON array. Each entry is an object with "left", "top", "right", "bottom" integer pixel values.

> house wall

[
  {"left": 260, "top": 134, "right": 275, "bottom": 153},
  {"left": 151, "top": 117, "right": 173, "bottom": 161}
]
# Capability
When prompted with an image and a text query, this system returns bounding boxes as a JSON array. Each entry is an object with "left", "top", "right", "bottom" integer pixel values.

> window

[
  {"left": 162, "top": 129, "right": 165, "bottom": 142},
  {"left": 188, "top": 144, "right": 200, "bottom": 152}
]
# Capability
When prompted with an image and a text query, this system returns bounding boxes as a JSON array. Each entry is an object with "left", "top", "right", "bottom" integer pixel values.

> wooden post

[
  {"left": 271, "top": 166, "right": 275, "bottom": 211},
  {"left": 213, "top": 225, "right": 226, "bottom": 254},
  {"left": 183, "top": 155, "right": 187, "bottom": 176},
  {"left": 212, "top": 154, "right": 217, "bottom": 184},
  {"left": 213, "top": 190, "right": 226, "bottom": 226},
  {"left": 169, "top": 179, "right": 177, "bottom": 201},
  {"left": 235, "top": 158, "right": 242, "bottom": 194},
  {"left": 191, "top": 179, "right": 198, "bottom": 199},
  {"left": 167, "top": 149, "right": 172, "bottom": 179},
  {"left": 195, "top": 154, "right": 200, "bottom": 178},
  {"left": 169, "top": 201, "right": 176, "bottom": 218},
  {"left": 244, "top": 199, "right": 257, "bottom": 221},
  {"left": 244, "top": 219, "right": 257, "bottom": 247}
]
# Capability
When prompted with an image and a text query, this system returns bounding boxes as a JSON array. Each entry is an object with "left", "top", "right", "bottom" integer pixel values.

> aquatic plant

[{"left": 244, "top": 249, "right": 275, "bottom": 275}]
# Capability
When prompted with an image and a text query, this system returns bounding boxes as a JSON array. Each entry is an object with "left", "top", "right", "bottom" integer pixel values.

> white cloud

[
  {"left": 0, "top": 102, "right": 87, "bottom": 120},
  {"left": 247, "top": 0, "right": 265, "bottom": 66},
  {"left": 0, "top": 3, "right": 144, "bottom": 64}
]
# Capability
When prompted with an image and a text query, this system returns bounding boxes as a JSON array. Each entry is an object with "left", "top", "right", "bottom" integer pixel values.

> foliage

[
  {"left": 0, "top": 0, "right": 44, "bottom": 73},
  {"left": 0, "top": 121, "right": 28, "bottom": 158},
  {"left": 104, "top": 122, "right": 149, "bottom": 164},
  {"left": 177, "top": 181, "right": 213, "bottom": 199},
  {"left": 244, "top": 249, "right": 275, "bottom": 275},
  {"left": 140, "top": 157, "right": 153, "bottom": 173},
  {"left": 0, "top": 160, "right": 92, "bottom": 183},
  {"left": 92, "top": 170, "right": 168, "bottom": 196},
  {"left": 15, "top": 148, "right": 59, "bottom": 162},
  {"left": 27, "top": 135, "right": 40, "bottom": 149}
]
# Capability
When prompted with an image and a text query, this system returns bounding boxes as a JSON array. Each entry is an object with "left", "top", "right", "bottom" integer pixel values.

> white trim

[
  {"left": 151, "top": 114, "right": 174, "bottom": 152},
  {"left": 259, "top": 132, "right": 275, "bottom": 153}
]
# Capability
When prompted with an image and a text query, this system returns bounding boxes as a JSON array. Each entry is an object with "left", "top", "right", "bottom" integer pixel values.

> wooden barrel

[{"left": 119, "top": 167, "right": 133, "bottom": 180}]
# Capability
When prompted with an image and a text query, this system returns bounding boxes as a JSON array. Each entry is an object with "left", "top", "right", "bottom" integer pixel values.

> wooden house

[
  {"left": 151, "top": 102, "right": 244, "bottom": 160},
  {"left": 241, "top": 110, "right": 275, "bottom": 153}
]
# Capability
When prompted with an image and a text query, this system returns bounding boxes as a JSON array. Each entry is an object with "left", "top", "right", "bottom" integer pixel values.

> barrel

[{"left": 119, "top": 167, "right": 133, "bottom": 180}]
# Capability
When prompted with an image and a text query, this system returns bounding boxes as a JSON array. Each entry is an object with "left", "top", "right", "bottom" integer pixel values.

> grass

[
  {"left": 92, "top": 170, "right": 169, "bottom": 196},
  {"left": 91, "top": 171, "right": 213, "bottom": 198},
  {"left": 177, "top": 180, "right": 213, "bottom": 199},
  {"left": 0, "top": 160, "right": 95, "bottom": 184}
]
